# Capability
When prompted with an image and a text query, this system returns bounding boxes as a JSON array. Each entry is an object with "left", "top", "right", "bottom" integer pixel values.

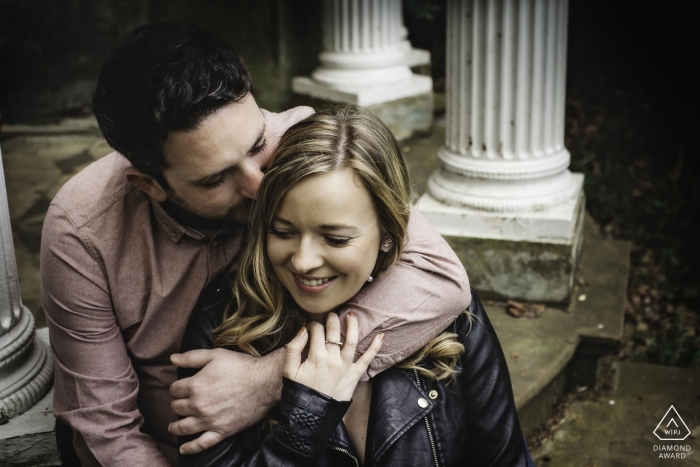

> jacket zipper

[
  {"left": 330, "top": 445, "right": 360, "bottom": 467},
  {"left": 414, "top": 369, "right": 440, "bottom": 467}
]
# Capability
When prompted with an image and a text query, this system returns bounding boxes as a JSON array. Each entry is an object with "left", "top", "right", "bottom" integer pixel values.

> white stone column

[
  {"left": 293, "top": 0, "right": 433, "bottom": 139},
  {"left": 418, "top": 0, "right": 584, "bottom": 302},
  {"left": 0, "top": 144, "right": 53, "bottom": 421}
]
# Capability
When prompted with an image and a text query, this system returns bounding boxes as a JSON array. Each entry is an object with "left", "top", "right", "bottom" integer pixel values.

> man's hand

[{"left": 169, "top": 348, "right": 285, "bottom": 455}]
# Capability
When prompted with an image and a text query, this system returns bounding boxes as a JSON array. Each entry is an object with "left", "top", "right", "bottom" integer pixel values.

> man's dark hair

[{"left": 93, "top": 22, "right": 252, "bottom": 187}]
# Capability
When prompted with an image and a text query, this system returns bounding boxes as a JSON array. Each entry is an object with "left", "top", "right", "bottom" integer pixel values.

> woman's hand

[{"left": 283, "top": 312, "right": 383, "bottom": 401}]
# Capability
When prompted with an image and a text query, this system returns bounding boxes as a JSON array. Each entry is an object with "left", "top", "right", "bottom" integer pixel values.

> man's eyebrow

[{"left": 192, "top": 122, "right": 267, "bottom": 185}]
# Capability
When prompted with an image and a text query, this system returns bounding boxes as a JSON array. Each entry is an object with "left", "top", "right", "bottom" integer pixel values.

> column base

[
  {"left": 292, "top": 73, "right": 432, "bottom": 107},
  {"left": 0, "top": 328, "right": 60, "bottom": 467},
  {"left": 292, "top": 76, "right": 434, "bottom": 141},
  {"left": 0, "top": 306, "right": 54, "bottom": 420},
  {"left": 417, "top": 176, "right": 585, "bottom": 303}
]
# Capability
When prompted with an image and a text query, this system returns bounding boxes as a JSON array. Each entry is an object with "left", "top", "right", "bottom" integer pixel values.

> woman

[{"left": 179, "top": 106, "right": 534, "bottom": 466}]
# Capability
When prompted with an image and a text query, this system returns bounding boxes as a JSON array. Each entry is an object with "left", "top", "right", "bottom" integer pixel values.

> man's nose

[
  {"left": 237, "top": 161, "right": 264, "bottom": 200},
  {"left": 290, "top": 240, "right": 323, "bottom": 274}
]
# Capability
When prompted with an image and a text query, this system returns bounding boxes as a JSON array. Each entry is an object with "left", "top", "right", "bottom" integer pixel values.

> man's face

[{"left": 160, "top": 94, "right": 270, "bottom": 222}]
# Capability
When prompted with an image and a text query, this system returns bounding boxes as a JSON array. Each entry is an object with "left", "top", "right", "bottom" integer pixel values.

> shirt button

[
  {"left": 170, "top": 231, "right": 177, "bottom": 237},
  {"left": 429, "top": 390, "right": 438, "bottom": 400},
  {"left": 212, "top": 241, "right": 219, "bottom": 248},
  {"left": 417, "top": 398, "right": 429, "bottom": 408},
  {"left": 396, "top": 355, "right": 403, "bottom": 362}
]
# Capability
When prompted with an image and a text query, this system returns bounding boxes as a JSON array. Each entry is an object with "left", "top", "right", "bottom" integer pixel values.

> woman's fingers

[
  {"left": 283, "top": 327, "right": 307, "bottom": 379},
  {"left": 341, "top": 312, "right": 359, "bottom": 360},
  {"left": 307, "top": 321, "right": 327, "bottom": 360},
  {"left": 354, "top": 333, "right": 384, "bottom": 370},
  {"left": 324, "top": 313, "right": 342, "bottom": 352}
]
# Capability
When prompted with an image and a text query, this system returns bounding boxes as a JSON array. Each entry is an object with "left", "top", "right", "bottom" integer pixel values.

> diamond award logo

[{"left": 654, "top": 405, "right": 691, "bottom": 441}]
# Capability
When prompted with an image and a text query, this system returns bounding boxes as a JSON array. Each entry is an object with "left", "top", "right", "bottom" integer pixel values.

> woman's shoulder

[
  {"left": 179, "top": 275, "right": 233, "bottom": 374},
  {"left": 447, "top": 290, "right": 497, "bottom": 351}
]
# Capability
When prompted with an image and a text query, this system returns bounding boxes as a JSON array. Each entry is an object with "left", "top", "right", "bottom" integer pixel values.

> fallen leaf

[
  {"left": 507, "top": 300, "right": 545, "bottom": 318},
  {"left": 511, "top": 352, "right": 519, "bottom": 359}
]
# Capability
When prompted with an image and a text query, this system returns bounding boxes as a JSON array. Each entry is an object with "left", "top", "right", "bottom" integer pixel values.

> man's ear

[{"left": 125, "top": 167, "right": 169, "bottom": 202}]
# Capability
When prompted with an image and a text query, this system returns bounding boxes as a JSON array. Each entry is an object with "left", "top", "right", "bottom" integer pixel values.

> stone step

[
  {"left": 485, "top": 214, "right": 631, "bottom": 436},
  {"left": 531, "top": 361, "right": 700, "bottom": 466}
]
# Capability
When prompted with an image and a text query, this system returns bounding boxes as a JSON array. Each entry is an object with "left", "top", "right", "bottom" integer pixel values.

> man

[{"left": 41, "top": 22, "right": 470, "bottom": 466}]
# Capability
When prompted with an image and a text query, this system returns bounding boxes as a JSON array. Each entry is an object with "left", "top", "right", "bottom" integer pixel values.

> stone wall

[{"left": 0, "top": 0, "right": 322, "bottom": 123}]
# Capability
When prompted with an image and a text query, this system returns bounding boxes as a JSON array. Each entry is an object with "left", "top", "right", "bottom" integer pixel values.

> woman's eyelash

[
  {"left": 269, "top": 228, "right": 293, "bottom": 239},
  {"left": 325, "top": 237, "right": 351, "bottom": 246}
]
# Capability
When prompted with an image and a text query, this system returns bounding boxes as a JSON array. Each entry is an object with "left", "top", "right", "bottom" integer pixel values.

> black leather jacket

[{"left": 178, "top": 281, "right": 533, "bottom": 467}]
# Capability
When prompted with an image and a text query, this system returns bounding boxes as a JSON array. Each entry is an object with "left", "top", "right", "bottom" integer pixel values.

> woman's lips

[{"left": 293, "top": 275, "right": 336, "bottom": 294}]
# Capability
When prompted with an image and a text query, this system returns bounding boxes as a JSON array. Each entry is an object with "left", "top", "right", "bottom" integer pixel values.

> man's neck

[{"left": 160, "top": 199, "right": 224, "bottom": 234}]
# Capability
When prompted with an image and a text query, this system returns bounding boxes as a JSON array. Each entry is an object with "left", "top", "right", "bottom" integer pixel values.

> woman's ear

[{"left": 379, "top": 236, "right": 394, "bottom": 253}]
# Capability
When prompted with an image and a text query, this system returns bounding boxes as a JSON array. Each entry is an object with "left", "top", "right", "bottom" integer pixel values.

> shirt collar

[{"left": 149, "top": 197, "right": 242, "bottom": 243}]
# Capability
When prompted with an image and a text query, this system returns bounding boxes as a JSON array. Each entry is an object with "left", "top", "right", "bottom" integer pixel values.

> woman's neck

[{"left": 301, "top": 309, "right": 337, "bottom": 324}]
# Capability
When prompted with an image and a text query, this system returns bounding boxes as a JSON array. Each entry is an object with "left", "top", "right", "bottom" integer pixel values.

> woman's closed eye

[
  {"left": 325, "top": 236, "right": 351, "bottom": 247},
  {"left": 269, "top": 227, "right": 294, "bottom": 239}
]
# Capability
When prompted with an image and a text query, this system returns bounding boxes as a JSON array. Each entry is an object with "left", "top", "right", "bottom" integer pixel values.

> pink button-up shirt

[{"left": 41, "top": 151, "right": 470, "bottom": 466}]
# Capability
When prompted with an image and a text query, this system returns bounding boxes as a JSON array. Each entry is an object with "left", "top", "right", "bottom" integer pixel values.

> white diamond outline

[{"left": 654, "top": 405, "right": 691, "bottom": 441}]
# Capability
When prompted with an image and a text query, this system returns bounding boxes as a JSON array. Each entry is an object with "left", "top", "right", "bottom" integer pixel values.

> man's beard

[{"left": 164, "top": 190, "right": 252, "bottom": 227}]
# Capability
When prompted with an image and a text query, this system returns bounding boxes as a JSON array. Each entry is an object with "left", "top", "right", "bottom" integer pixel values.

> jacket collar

[
  {"left": 327, "top": 368, "right": 434, "bottom": 466},
  {"left": 365, "top": 367, "right": 434, "bottom": 467}
]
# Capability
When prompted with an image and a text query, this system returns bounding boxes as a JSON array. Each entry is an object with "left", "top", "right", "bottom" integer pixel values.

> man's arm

[
  {"left": 170, "top": 206, "right": 470, "bottom": 453},
  {"left": 41, "top": 205, "right": 172, "bottom": 467},
  {"left": 340, "top": 206, "right": 471, "bottom": 380}
]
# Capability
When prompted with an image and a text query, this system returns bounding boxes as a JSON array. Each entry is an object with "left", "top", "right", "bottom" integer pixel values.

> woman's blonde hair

[{"left": 215, "top": 106, "right": 464, "bottom": 381}]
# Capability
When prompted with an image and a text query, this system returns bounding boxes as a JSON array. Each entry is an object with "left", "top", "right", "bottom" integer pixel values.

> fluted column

[
  {"left": 312, "top": 0, "right": 412, "bottom": 89},
  {"left": 430, "top": 0, "right": 578, "bottom": 212},
  {"left": 0, "top": 144, "right": 53, "bottom": 421},
  {"left": 293, "top": 0, "right": 432, "bottom": 108},
  {"left": 418, "top": 0, "right": 584, "bottom": 302}
]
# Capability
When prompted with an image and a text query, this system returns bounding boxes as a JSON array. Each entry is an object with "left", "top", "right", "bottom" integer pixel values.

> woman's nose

[{"left": 290, "top": 240, "right": 323, "bottom": 274}]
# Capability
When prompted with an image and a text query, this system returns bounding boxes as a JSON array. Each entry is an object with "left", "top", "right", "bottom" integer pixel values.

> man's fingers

[
  {"left": 169, "top": 377, "right": 192, "bottom": 399},
  {"left": 168, "top": 416, "right": 207, "bottom": 436},
  {"left": 355, "top": 333, "right": 384, "bottom": 369},
  {"left": 179, "top": 430, "right": 228, "bottom": 455},
  {"left": 170, "top": 396, "right": 199, "bottom": 417},
  {"left": 171, "top": 349, "right": 217, "bottom": 369},
  {"left": 283, "top": 327, "right": 307, "bottom": 378}
]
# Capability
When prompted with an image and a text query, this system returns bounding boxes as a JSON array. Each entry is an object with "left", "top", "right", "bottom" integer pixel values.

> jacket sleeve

[
  {"left": 179, "top": 379, "right": 350, "bottom": 467},
  {"left": 455, "top": 291, "right": 532, "bottom": 466},
  {"left": 41, "top": 206, "right": 171, "bottom": 466},
  {"left": 339, "top": 207, "right": 471, "bottom": 381},
  {"left": 178, "top": 288, "right": 351, "bottom": 467}
]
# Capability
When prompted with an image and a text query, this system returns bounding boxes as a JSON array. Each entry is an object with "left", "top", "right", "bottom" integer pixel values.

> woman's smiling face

[{"left": 267, "top": 168, "right": 381, "bottom": 318}]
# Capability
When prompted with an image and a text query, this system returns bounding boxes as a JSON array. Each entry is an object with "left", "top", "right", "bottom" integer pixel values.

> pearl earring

[{"left": 367, "top": 275, "right": 374, "bottom": 283}]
